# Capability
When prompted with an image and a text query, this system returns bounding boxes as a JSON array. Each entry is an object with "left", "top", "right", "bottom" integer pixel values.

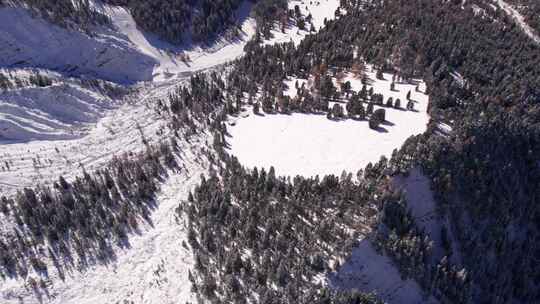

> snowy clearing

[
  {"left": 0, "top": 75, "right": 119, "bottom": 141},
  {"left": 264, "top": 0, "right": 342, "bottom": 46},
  {"left": 227, "top": 68, "right": 430, "bottom": 177}
]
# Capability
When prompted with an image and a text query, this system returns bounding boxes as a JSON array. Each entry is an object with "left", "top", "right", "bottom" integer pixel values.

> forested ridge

[{"left": 1, "top": 0, "right": 290, "bottom": 43}]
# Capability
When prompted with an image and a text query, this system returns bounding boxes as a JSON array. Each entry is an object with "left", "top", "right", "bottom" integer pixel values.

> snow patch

[
  {"left": 264, "top": 0, "right": 341, "bottom": 46},
  {"left": 328, "top": 239, "right": 439, "bottom": 304}
]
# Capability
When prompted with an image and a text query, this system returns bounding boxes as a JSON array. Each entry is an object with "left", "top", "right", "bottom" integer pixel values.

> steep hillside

[
  {"left": 0, "top": 69, "right": 125, "bottom": 141},
  {"left": 0, "top": 6, "right": 156, "bottom": 83}
]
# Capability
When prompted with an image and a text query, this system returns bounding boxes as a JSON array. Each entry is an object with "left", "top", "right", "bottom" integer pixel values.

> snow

[
  {"left": 0, "top": 7, "right": 156, "bottom": 84},
  {"left": 0, "top": 79, "right": 116, "bottom": 141},
  {"left": 0, "top": 138, "right": 210, "bottom": 304},
  {"left": 494, "top": 0, "right": 540, "bottom": 44},
  {"left": 328, "top": 239, "right": 439, "bottom": 304},
  {"left": 392, "top": 168, "right": 462, "bottom": 265},
  {"left": 0, "top": 1, "right": 256, "bottom": 84},
  {"left": 0, "top": 79, "right": 179, "bottom": 196},
  {"left": 227, "top": 69, "right": 430, "bottom": 177},
  {"left": 105, "top": 1, "right": 256, "bottom": 82},
  {"left": 264, "top": 0, "right": 342, "bottom": 46}
]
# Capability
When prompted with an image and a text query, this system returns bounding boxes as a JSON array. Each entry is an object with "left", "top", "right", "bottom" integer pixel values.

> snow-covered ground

[
  {"left": 227, "top": 68, "right": 430, "bottom": 177},
  {"left": 0, "top": 78, "right": 177, "bottom": 196},
  {"left": 328, "top": 239, "right": 439, "bottom": 304},
  {"left": 494, "top": 0, "right": 540, "bottom": 44},
  {"left": 0, "top": 73, "right": 119, "bottom": 141},
  {"left": 264, "top": 0, "right": 342, "bottom": 46},
  {"left": 0, "top": 1, "right": 345, "bottom": 303},
  {"left": 0, "top": 137, "right": 210, "bottom": 304},
  {"left": 0, "top": 2, "right": 256, "bottom": 84}
]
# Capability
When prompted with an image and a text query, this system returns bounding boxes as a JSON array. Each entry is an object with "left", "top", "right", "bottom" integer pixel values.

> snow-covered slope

[
  {"left": 0, "top": 2, "right": 256, "bottom": 84},
  {"left": 0, "top": 75, "right": 118, "bottom": 141},
  {"left": 0, "top": 137, "right": 210, "bottom": 304},
  {"left": 0, "top": 7, "right": 156, "bottom": 83},
  {"left": 329, "top": 239, "right": 439, "bottom": 304},
  {"left": 0, "top": 79, "right": 178, "bottom": 196}
]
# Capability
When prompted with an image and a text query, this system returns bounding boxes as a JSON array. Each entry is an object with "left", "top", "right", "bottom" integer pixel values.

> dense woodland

[
  {"left": 1, "top": 0, "right": 291, "bottom": 43},
  {"left": 205, "top": 0, "right": 540, "bottom": 303},
  {"left": 178, "top": 151, "right": 384, "bottom": 303},
  {"left": 507, "top": 0, "right": 540, "bottom": 34}
]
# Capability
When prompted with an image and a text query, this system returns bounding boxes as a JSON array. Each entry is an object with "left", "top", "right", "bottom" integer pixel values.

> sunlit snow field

[{"left": 228, "top": 70, "right": 430, "bottom": 177}]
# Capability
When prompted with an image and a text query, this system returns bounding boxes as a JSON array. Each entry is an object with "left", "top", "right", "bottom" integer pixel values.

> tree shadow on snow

[
  {"left": 372, "top": 125, "right": 388, "bottom": 133},
  {"left": 381, "top": 120, "right": 395, "bottom": 127}
]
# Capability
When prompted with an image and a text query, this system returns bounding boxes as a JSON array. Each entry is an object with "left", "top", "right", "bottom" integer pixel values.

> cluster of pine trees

[
  {"left": 178, "top": 151, "right": 386, "bottom": 303},
  {"left": 0, "top": 71, "right": 53, "bottom": 91},
  {"left": 0, "top": 141, "right": 178, "bottom": 280},
  {"left": 1, "top": 0, "right": 109, "bottom": 30},
  {"left": 102, "top": 0, "right": 245, "bottom": 43}
]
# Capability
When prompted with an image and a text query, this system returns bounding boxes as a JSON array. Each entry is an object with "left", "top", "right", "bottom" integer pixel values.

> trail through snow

[{"left": 494, "top": 0, "right": 540, "bottom": 44}]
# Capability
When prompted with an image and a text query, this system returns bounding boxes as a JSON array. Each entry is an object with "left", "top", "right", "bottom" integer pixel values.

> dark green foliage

[
  {"left": 29, "top": 73, "right": 53, "bottom": 87},
  {"left": 219, "top": 0, "right": 540, "bottom": 302},
  {"left": 179, "top": 154, "right": 385, "bottom": 303},
  {"left": 0, "top": 145, "right": 178, "bottom": 278},
  {"left": 368, "top": 108, "right": 385, "bottom": 130},
  {"left": 2, "top": 0, "right": 109, "bottom": 30},
  {"left": 103, "top": 0, "right": 243, "bottom": 43},
  {"left": 252, "top": 0, "right": 288, "bottom": 39}
]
